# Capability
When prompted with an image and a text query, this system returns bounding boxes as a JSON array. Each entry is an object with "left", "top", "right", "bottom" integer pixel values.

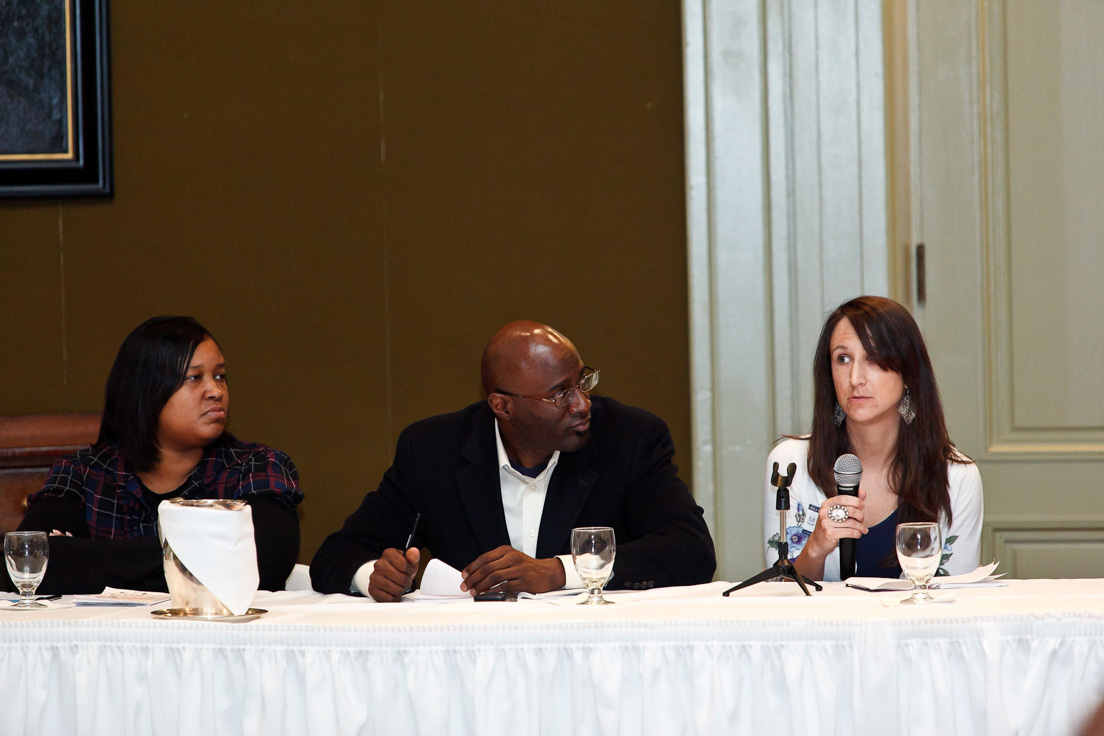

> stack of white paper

[
  {"left": 846, "top": 562, "right": 1005, "bottom": 592},
  {"left": 74, "top": 587, "right": 172, "bottom": 606}
]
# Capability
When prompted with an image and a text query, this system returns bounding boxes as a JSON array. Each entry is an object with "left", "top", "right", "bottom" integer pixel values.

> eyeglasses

[{"left": 499, "top": 367, "right": 600, "bottom": 409}]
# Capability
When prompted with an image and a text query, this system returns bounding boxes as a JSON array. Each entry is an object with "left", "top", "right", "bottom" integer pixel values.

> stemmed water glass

[
  {"left": 4, "top": 531, "right": 50, "bottom": 609},
  {"left": 572, "top": 526, "right": 616, "bottom": 605},
  {"left": 895, "top": 522, "right": 942, "bottom": 604}
]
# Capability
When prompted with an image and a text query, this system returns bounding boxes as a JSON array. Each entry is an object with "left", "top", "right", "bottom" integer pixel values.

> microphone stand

[{"left": 723, "top": 462, "right": 822, "bottom": 597}]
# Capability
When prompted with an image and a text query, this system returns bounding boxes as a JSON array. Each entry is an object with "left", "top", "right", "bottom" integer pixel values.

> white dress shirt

[{"left": 494, "top": 420, "right": 582, "bottom": 589}]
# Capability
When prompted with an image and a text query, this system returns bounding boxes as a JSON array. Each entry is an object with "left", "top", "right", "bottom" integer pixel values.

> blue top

[{"left": 855, "top": 508, "right": 902, "bottom": 578}]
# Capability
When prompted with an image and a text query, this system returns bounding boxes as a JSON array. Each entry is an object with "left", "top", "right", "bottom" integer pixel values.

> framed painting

[{"left": 0, "top": 0, "right": 112, "bottom": 198}]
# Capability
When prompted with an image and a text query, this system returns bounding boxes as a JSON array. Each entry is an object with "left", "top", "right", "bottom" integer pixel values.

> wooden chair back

[{"left": 0, "top": 414, "right": 100, "bottom": 535}]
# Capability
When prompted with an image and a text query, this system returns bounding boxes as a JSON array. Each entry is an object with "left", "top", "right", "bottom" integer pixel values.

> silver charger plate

[{"left": 151, "top": 607, "right": 266, "bottom": 623}]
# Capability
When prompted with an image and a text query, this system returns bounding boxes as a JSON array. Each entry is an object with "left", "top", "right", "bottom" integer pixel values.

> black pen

[
  {"left": 404, "top": 512, "right": 422, "bottom": 551},
  {"left": 400, "top": 513, "right": 422, "bottom": 596},
  {"left": 36, "top": 594, "right": 62, "bottom": 601}
]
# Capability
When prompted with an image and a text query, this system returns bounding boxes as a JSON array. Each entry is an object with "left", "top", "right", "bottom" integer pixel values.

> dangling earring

[
  {"left": 833, "top": 402, "right": 846, "bottom": 427},
  {"left": 899, "top": 387, "right": 915, "bottom": 425}
]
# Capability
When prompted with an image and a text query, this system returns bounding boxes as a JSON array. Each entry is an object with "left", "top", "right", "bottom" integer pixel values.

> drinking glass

[
  {"left": 895, "top": 522, "right": 942, "bottom": 604},
  {"left": 4, "top": 531, "right": 50, "bottom": 609},
  {"left": 572, "top": 526, "right": 616, "bottom": 605}
]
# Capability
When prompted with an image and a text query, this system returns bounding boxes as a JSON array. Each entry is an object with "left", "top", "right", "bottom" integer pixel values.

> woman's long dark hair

[
  {"left": 808, "top": 296, "right": 967, "bottom": 526},
  {"left": 98, "top": 316, "right": 216, "bottom": 472}
]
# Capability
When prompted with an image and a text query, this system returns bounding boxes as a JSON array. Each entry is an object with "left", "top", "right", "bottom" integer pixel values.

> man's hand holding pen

[
  {"left": 367, "top": 513, "right": 422, "bottom": 603},
  {"left": 367, "top": 547, "right": 420, "bottom": 602}
]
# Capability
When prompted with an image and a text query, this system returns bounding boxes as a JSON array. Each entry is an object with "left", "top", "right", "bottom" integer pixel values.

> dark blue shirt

[{"left": 855, "top": 508, "right": 902, "bottom": 578}]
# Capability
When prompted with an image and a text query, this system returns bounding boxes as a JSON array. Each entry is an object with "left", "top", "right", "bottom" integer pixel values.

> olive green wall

[{"left": 0, "top": 2, "right": 691, "bottom": 564}]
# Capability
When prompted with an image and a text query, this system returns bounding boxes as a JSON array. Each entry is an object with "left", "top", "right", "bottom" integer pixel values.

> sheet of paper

[
  {"left": 517, "top": 589, "right": 585, "bottom": 599},
  {"left": 846, "top": 579, "right": 913, "bottom": 592},
  {"left": 412, "top": 559, "right": 591, "bottom": 601},
  {"left": 417, "top": 558, "right": 467, "bottom": 598},
  {"left": 934, "top": 561, "right": 1002, "bottom": 585},
  {"left": 846, "top": 562, "right": 1002, "bottom": 592},
  {"left": 73, "top": 587, "right": 172, "bottom": 606},
  {"left": 401, "top": 591, "right": 474, "bottom": 603},
  {"left": 935, "top": 578, "right": 1008, "bottom": 589}
]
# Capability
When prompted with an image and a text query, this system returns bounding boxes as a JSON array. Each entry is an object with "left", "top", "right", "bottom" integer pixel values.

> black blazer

[{"left": 310, "top": 396, "right": 716, "bottom": 593}]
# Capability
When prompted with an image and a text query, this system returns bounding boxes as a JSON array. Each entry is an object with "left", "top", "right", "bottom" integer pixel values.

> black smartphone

[{"left": 474, "top": 590, "right": 517, "bottom": 602}]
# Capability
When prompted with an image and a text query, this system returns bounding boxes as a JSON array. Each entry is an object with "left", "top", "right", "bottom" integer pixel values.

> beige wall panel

[
  {"left": 905, "top": 0, "right": 1104, "bottom": 579},
  {"left": 988, "top": 524, "right": 1104, "bottom": 579},
  {"left": 1005, "top": 1, "right": 1104, "bottom": 432}
]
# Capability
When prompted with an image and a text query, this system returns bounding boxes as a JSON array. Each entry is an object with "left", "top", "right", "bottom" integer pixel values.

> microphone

[{"left": 833, "top": 454, "right": 863, "bottom": 580}]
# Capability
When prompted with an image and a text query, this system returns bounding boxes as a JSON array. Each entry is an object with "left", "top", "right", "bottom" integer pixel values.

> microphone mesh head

[{"left": 834, "top": 453, "right": 863, "bottom": 487}]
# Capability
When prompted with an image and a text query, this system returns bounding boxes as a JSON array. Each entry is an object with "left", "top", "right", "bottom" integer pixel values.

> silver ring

[{"left": 827, "top": 505, "right": 849, "bottom": 523}]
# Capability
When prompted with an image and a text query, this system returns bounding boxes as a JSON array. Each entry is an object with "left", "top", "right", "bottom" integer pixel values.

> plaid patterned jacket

[{"left": 27, "top": 434, "right": 304, "bottom": 540}]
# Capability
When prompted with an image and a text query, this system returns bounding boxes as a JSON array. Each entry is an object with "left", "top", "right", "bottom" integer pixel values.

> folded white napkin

[{"left": 158, "top": 500, "right": 258, "bottom": 615}]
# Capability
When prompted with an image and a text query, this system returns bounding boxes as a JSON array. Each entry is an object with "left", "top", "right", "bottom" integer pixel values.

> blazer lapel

[
  {"left": 455, "top": 408, "right": 512, "bottom": 553},
  {"left": 535, "top": 441, "right": 598, "bottom": 558}
]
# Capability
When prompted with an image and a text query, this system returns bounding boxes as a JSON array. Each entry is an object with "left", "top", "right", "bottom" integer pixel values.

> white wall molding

[{"left": 683, "top": 0, "right": 891, "bottom": 580}]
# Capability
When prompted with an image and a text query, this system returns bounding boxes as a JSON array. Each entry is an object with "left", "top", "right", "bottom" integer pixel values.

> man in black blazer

[{"left": 310, "top": 321, "right": 716, "bottom": 601}]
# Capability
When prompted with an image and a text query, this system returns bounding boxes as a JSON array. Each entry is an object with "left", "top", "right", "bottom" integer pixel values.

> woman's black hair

[{"left": 98, "top": 316, "right": 216, "bottom": 472}]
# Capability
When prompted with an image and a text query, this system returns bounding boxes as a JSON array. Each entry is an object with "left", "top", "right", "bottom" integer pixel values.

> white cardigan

[{"left": 761, "top": 437, "right": 984, "bottom": 581}]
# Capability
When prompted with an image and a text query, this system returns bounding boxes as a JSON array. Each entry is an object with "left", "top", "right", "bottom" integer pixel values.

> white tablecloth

[{"left": 3, "top": 579, "right": 1104, "bottom": 735}]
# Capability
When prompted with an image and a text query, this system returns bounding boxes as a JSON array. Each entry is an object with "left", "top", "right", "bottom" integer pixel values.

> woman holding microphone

[{"left": 763, "top": 296, "right": 983, "bottom": 581}]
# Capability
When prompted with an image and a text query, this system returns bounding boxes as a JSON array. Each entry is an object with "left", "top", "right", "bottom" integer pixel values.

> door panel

[{"left": 908, "top": 0, "right": 1104, "bottom": 578}]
